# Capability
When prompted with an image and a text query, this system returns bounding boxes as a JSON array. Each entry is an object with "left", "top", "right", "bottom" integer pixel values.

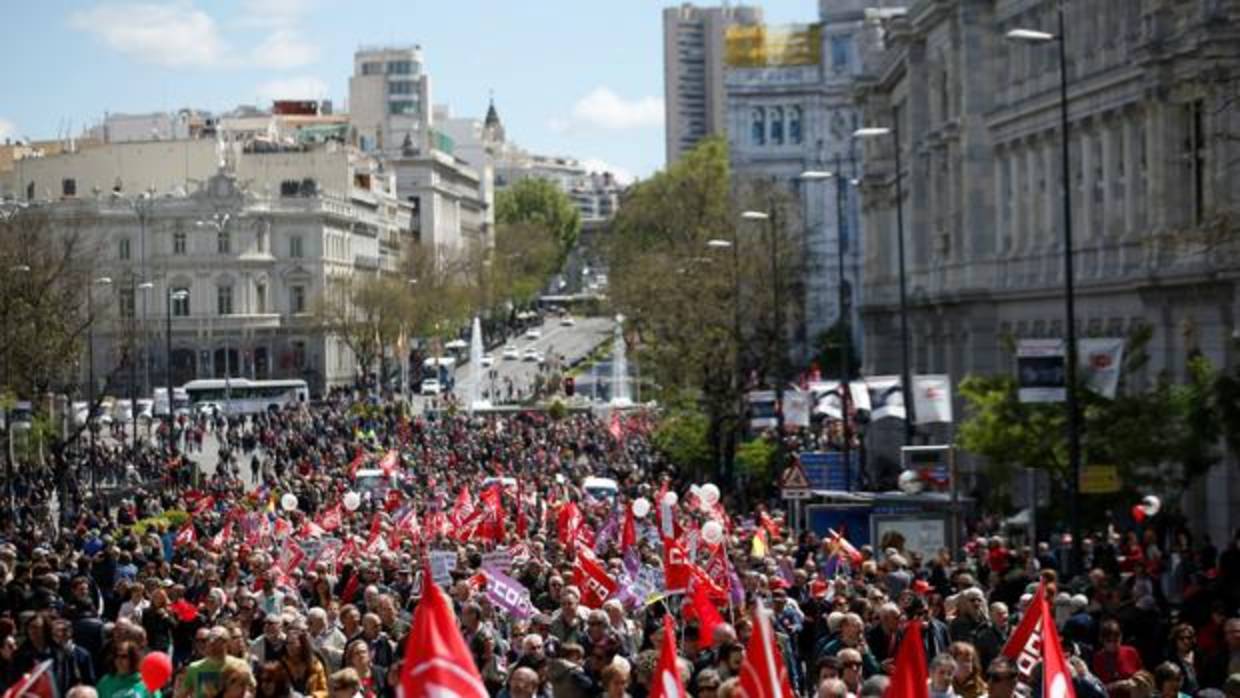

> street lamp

[
  {"left": 706, "top": 236, "right": 743, "bottom": 483},
  {"left": 1007, "top": 7, "right": 1082, "bottom": 568},
  {"left": 739, "top": 206, "right": 786, "bottom": 473},
  {"left": 87, "top": 276, "right": 112, "bottom": 492},
  {"left": 799, "top": 165, "right": 857, "bottom": 486},
  {"left": 854, "top": 122, "right": 915, "bottom": 443},
  {"left": 197, "top": 213, "right": 234, "bottom": 406},
  {"left": 130, "top": 281, "right": 153, "bottom": 451}
]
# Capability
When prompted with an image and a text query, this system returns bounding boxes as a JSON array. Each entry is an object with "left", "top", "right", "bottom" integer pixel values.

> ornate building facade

[{"left": 855, "top": 0, "right": 1240, "bottom": 539}]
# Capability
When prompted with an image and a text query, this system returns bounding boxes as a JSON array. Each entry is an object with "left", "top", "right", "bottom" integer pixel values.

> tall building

[
  {"left": 662, "top": 3, "right": 763, "bottom": 164},
  {"left": 854, "top": 0, "right": 1240, "bottom": 541},
  {"left": 348, "top": 46, "right": 432, "bottom": 155},
  {"left": 724, "top": 1, "right": 897, "bottom": 359},
  {"left": 5, "top": 137, "right": 414, "bottom": 395}
]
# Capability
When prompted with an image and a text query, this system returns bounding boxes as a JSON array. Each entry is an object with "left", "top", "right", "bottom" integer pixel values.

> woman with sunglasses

[
  {"left": 1165, "top": 624, "right": 1199, "bottom": 695},
  {"left": 98, "top": 641, "right": 160, "bottom": 698}
]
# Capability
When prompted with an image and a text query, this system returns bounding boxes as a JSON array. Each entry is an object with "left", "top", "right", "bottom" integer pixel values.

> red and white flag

[
  {"left": 739, "top": 601, "right": 796, "bottom": 698},
  {"left": 662, "top": 537, "right": 692, "bottom": 595},
  {"left": 827, "top": 528, "right": 863, "bottom": 565},
  {"left": 1, "top": 659, "right": 55, "bottom": 698},
  {"left": 572, "top": 549, "right": 619, "bottom": 608},
  {"left": 399, "top": 565, "right": 488, "bottom": 698},
  {"left": 378, "top": 448, "right": 400, "bottom": 477},
  {"left": 884, "top": 620, "right": 928, "bottom": 698},
  {"left": 688, "top": 577, "right": 725, "bottom": 648},
  {"left": 1002, "top": 583, "right": 1076, "bottom": 698},
  {"left": 557, "top": 501, "right": 583, "bottom": 546},
  {"left": 450, "top": 486, "right": 475, "bottom": 528},
  {"left": 209, "top": 522, "right": 233, "bottom": 551},
  {"left": 174, "top": 522, "right": 196, "bottom": 548},
  {"left": 649, "top": 615, "right": 687, "bottom": 698}
]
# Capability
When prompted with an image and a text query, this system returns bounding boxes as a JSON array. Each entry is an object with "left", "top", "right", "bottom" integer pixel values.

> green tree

[
  {"left": 495, "top": 178, "right": 581, "bottom": 267},
  {"left": 651, "top": 398, "right": 713, "bottom": 478}
]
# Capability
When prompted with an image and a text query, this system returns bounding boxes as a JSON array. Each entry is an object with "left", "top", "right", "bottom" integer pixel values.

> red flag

[
  {"left": 341, "top": 571, "right": 360, "bottom": 604},
  {"left": 884, "top": 620, "right": 928, "bottom": 698},
  {"left": 688, "top": 579, "right": 725, "bottom": 648},
  {"left": 1038, "top": 592, "right": 1078, "bottom": 698},
  {"left": 650, "top": 615, "right": 687, "bottom": 698},
  {"left": 515, "top": 480, "right": 528, "bottom": 538},
  {"left": 572, "top": 550, "right": 618, "bottom": 608},
  {"left": 272, "top": 516, "right": 293, "bottom": 540},
  {"left": 759, "top": 510, "right": 781, "bottom": 541},
  {"left": 739, "top": 601, "right": 796, "bottom": 698},
  {"left": 450, "top": 486, "right": 475, "bottom": 528},
  {"left": 347, "top": 448, "right": 367, "bottom": 478},
  {"left": 557, "top": 501, "right": 582, "bottom": 546},
  {"left": 190, "top": 494, "right": 216, "bottom": 515},
  {"left": 621, "top": 504, "right": 637, "bottom": 552},
  {"left": 662, "top": 537, "right": 692, "bottom": 594},
  {"left": 299, "top": 519, "right": 326, "bottom": 538},
  {"left": 479, "top": 485, "right": 505, "bottom": 544},
  {"left": 400, "top": 565, "right": 488, "bottom": 698},
  {"left": 174, "top": 522, "right": 196, "bottom": 548},
  {"left": 828, "top": 528, "right": 863, "bottom": 565},
  {"left": 1001, "top": 582, "right": 1047, "bottom": 694},
  {"left": 1, "top": 659, "right": 55, "bottom": 698},
  {"left": 378, "top": 448, "right": 400, "bottom": 475},
  {"left": 209, "top": 522, "right": 233, "bottom": 551}
]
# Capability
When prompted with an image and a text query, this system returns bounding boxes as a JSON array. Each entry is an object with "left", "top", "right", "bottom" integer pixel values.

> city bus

[
  {"left": 180, "top": 378, "right": 309, "bottom": 415},
  {"left": 152, "top": 387, "right": 191, "bottom": 417}
]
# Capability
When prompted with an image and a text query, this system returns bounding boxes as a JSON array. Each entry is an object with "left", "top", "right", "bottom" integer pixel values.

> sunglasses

[
  {"left": 988, "top": 673, "right": 1015, "bottom": 682},
  {"left": 842, "top": 662, "right": 862, "bottom": 669}
]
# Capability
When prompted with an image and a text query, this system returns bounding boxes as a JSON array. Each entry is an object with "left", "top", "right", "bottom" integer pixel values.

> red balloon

[
  {"left": 140, "top": 651, "right": 173, "bottom": 691},
  {"left": 1131, "top": 504, "right": 1147, "bottom": 524}
]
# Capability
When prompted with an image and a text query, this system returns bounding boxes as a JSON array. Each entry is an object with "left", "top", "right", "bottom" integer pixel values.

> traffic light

[{"left": 564, "top": 376, "right": 575, "bottom": 396}]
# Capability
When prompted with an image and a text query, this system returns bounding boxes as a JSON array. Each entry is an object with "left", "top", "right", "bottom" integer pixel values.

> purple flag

[
  {"left": 594, "top": 508, "right": 620, "bottom": 555},
  {"left": 482, "top": 565, "right": 535, "bottom": 620}
]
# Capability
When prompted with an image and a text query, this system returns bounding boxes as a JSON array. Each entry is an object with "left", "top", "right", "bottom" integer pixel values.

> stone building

[{"left": 854, "top": 0, "right": 1240, "bottom": 540}]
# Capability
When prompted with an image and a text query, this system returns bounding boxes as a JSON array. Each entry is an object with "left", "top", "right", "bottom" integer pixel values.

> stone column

[{"left": 1122, "top": 109, "right": 1138, "bottom": 239}]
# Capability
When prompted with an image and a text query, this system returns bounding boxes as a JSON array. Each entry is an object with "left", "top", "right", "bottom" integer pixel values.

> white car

[
  {"left": 420, "top": 378, "right": 442, "bottom": 395},
  {"left": 525, "top": 328, "right": 542, "bottom": 340},
  {"left": 522, "top": 348, "right": 540, "bottom": 362},
  {"left": 195, "top": 401, "right": 224, "bottom": 418},
  {"left": 502, "top": 345, "right": 520, "bottom": 360},
  {"left": 480, "top": 355, "right": 495, "bottom": 368},
  {"left": 560, "top": 315, "right": 576, "bottom": 326}
]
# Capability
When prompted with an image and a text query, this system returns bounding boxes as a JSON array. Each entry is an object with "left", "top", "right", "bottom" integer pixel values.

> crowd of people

[{"left": 1, "top": 391, "right": 1239, "bottom": 698}]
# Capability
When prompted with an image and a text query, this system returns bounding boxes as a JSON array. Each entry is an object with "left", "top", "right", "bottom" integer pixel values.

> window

[
  {"left": 217, "top": 230, "right": 231, "bottom": 254},
  {"left": 386, "top": 60, "right": 412, "bottom": 74},
  {"left": 389, "top": 81, "right": 415, "bottom": 95},
  {"left": 289, "top": 235, "right": 303, "bottom": 258},
  {"left": 118, "top": 238, "right": 131, "bottom": 260},
  {"left": 217, "top": 285, "right": 233, "bottom": 315},
  {"left": 119, "top": 287, "right": 135, "bottom": 318},
  {"left": 173, "top": 230, "right": 187, "bottom": 255},
  {"left": 290, "top": 285, "right": 306, "bottom": 314},
  {"left": 771, "top": 107, "right": 785, "bottom": 146},
  {"left": 172, "top": 288, "right": 190, "bottom": 317},
  {"left": 361, "top": 61, "right": 383, "bottom": 75},
  {"left": 751, "top": 107, "right": 766, "bottom": 146},
  {"left": 255, "top": 282, "right": 267, "bottom": 314},
  {"left": 256, "top": 227, "right": 266, "bottom": 253},
  {"left": 62, "top": 178, "right": 76, "bottom": 197},
  {"left": 831, "top": 35, "right": 852, "bottom": 74},
  {"left": 389, "top": 100, "right": 418, "bottom": 116},
  {"left": 789, "top": 106, "right": 803, "bottom": 145}
]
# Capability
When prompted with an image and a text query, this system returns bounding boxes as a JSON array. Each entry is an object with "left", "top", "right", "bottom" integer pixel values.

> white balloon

[
  {"left": 898, "top": 470, "right": 924, "bottom": 494},
  {"left": 702, "top": 521, "right": 724, "bottom": 545},
  {"left": 700, "top": 483, "right": 721, "bottom": 507},
  {"left": 343, "top": 491, "right": 361, "bottom": 511},
  {"left": 1141, "top": 495, "right": 1161, "bottom": 517},
  {"left": 632, "top": 497, "right": 651, "bottom": 518},
  {"left": 662, "top": 491, "right": 679, "bottom": 507},
  {"left": 280, "top": 493, "right": 298, "bottom": 511}
]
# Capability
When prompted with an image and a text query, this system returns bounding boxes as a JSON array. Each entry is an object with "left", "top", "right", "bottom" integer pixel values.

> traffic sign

[{"left": 781, "top": 463, "right": 812, "bottom": 500}]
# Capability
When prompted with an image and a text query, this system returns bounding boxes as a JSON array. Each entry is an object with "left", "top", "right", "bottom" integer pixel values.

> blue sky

[{"left": 0, "top": 0, "right": 818, "bottom": 182}]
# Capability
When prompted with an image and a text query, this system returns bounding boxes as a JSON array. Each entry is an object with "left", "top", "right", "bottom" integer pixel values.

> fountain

[
  {"left": 468, "top": 316, "right": 491, "bottom": 413},
  {"left": 610, "top": 314, "right": 633, "bottom": 407}
]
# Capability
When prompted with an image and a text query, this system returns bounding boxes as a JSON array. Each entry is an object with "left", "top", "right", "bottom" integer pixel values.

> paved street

[{"left": 414, "top": 314, "right": 616, "bottom": 409}]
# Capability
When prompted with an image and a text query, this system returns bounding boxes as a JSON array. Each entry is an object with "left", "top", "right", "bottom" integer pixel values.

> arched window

[
  {"left": 789, "top": 106, "right": 803, "bottom": 145},
  {"left": 771, "top": 107, "right": 785, "bottom": 145},
  {"left": 751, "top": 107, "right": 766, "bottom": 146}
]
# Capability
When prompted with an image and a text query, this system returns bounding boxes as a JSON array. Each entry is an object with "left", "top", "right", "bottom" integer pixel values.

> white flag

[
  {"left": 865, "top": 375, "right": 906, "bottom": 421},
  {"left": 912, "top": 374, "right": 953, "bottom": 424},
  {"left": 1079, "top": 338, "right": 1124, "bottom": 399}
]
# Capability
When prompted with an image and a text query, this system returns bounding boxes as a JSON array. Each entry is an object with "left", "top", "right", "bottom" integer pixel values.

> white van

[
  {"left": 582, "top": 476, "right": 618, "bottom": 503},
  {"left": 354, "top": 468, "right": 399, "bottom": 500}
]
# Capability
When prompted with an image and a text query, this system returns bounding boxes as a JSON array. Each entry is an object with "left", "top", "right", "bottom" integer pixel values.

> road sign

[
  {"left": 781, "top": 462, "right": 812, "bottom": 500},
  {"left": 800, "top": 452, "right": 859, "bottom": 491},
  {"left": 1079, "top": 464, "right": 1121, "bottom": 494}
]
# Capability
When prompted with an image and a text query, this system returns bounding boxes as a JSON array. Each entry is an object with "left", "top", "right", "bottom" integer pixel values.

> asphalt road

[{"left": 420, "top": 314, "right": 616, "bottom": 407}]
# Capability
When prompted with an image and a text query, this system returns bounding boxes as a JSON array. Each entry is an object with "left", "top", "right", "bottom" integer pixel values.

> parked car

[{"left": 420, "top": 378, "right": 442, "bottom": 395}]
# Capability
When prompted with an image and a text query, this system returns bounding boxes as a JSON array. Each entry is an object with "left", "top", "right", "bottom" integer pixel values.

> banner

[
  {"left": 429, "top": 550, "right": 457, "bottom": 587},
  {"left": 481, "top": 550, "right": 512, "bottom": 574},
  {"left": 783, "top": 390, "right": 812, "bottom": 427},
  {"left": 912, "top": 374, "right": 953, "bottom": 424},
  {"left": 1079, "top": 338, "right": 1124, "bottom": 399},
  {"left": 1018, "top": 339, "right": 1066, "bottom": 403},
  {"left": 812, "top": 381, "right": 872, "bottom": 419},
  {"left": 482, "top": 565, "right": 535, "bottom": 620},
  {"left": 865, "top": 375, "right": 906, "bottom": 420}
]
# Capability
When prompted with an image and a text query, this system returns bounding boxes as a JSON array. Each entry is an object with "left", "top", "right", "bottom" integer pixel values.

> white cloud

[
  {"left": 569, "top": 88, "right": 663, "bottom": 130},
  {"left": 239, "top": 0, "right": 314, "bottom": 27},
  {"left": 255, "top": 76, "right": 329, "bottom": 103},
  {"left": 251, "top": 29, "right": 317, "bottom": 69},
  {"left": 579, "top": 158, "right": 636, "bottom": 185},
  {"left": 69, "top": 2, "right": 226, "bottom": 68},
  {"left": 0, "top": 119, "right": 15, "bottom": 142}
]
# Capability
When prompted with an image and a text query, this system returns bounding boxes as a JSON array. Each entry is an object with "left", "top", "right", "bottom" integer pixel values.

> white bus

[
  {"left": 181, "top": 378, "right": 309, "bottom": 415},
  {"left": 153, "top": 387, "right": 191, "bottom": 417}
]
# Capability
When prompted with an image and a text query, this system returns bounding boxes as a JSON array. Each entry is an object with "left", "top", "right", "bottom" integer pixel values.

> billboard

[{"left": 725, "top": 23, "right": 823, "bottom": 67}]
